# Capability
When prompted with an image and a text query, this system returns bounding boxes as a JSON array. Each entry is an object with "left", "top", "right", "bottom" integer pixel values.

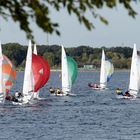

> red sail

[
  {"left": 32, "top": 54, "right": 50, "bottom": 92},
  {"left": 42, "top": 58, "right": 50, "bottom": 87},
  {"left": 39, "top": 56, "right": 50, "bottom": 87}
]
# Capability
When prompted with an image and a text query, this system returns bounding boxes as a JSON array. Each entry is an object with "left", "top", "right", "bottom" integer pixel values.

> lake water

[{"left": 0, "top": 71, "right": 140, "bottom": 140}]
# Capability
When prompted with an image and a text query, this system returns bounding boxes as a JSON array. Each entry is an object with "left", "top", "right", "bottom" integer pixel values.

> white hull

[
  {"left": 116, "top": 95, "right": 135, "bottom": 99},
  {"left": 92, "top": 87, "right": 108, "bottom": 90},
  {"left": 50, "top": 92, "right": 75, "bottom": 97}
]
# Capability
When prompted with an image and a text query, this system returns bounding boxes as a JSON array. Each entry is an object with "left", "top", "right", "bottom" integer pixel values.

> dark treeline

[{"left": 2, "top": 43, "right": 134, "bottom": 70}]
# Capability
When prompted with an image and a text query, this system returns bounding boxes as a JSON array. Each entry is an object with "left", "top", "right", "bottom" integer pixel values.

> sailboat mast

[
  {"left": 0, "top": 41, "right": 3, "bottom": 94},
  {"left": 0, "top": 41, "right": 5, "bottom": 103}
]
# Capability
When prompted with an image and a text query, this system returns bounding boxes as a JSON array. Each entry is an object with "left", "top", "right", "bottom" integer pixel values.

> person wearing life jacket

[
  {"left": 55, "top": 88, "right": 61, "bottom": 95},
  {"left": 88, "top": 82, "right": 100, "bottom": 88},
  {"left": 88, "top": 82, "right": 98, "bottom": 88},
  {"left": 115, "top": 88, "right": 123, "bottom": 96},
  {"left": 5, "top": 94, "right": 12, "bottom": 101},
  {"left": 123, "top": 90, "right": 132, "bottom": 97},
  {"left": 14, "top": 91, "right": 24, "bottom": 102},
  {"left": 5, "top": 94, "right": 18, "bottom": 102},
  {"left": 49, "top": 87, "right": 55, "bottom": 94},
  {"left": 94, "top": 84, "right": 99, "bottom": 88},
  {"left": 88, "top": 82, "right": 93, "bottom": 87},
  {"left": 18, "top": 92, "right": 23, "bottom": 98}
]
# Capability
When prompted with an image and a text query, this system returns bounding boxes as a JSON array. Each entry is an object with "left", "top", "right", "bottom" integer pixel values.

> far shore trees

[{"left": 2, "top": 43, "right": 133, "bottom": 69}]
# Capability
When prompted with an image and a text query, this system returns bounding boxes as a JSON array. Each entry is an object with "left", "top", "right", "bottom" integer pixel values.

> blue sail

[{"left": 105, "top": 60, "right": 114, "bottom": 82}]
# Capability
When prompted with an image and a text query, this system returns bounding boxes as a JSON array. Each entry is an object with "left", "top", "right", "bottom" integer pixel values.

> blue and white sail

[
  {"left": 100, "top": 49, "right": 114, "bottom": 89},
  {"left": 105, "top": 60, "right": 114, "bottom": 82}
]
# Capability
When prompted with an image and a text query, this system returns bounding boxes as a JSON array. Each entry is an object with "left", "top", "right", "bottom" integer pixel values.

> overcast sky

[{"left": 0, "top": 2, "right": 140, "bottom": 49}]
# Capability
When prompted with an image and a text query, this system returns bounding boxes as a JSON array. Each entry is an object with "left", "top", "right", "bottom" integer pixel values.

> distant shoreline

[
  {"left": 50, "top": 69, "right": 130, "bottom": 72},
  {"left": 17, "top": 69, "right": 130, "bottom": 72}
]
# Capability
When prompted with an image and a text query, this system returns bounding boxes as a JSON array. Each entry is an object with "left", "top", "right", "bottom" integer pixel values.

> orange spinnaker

[{"left": 2, "top": 55, "right": 16, "bottom": 93}]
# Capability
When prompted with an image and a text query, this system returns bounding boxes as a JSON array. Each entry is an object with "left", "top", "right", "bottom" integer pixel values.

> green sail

[{"left": 67, "top": 56, "right": 78, "bottom": 85}]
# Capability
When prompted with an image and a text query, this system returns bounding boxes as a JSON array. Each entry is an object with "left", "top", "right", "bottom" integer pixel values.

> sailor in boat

[
  {"left": 88, "top": 82, "right": 93, "bottom": 87},
  {"left": 14, "top": 91, "right": 24, "bottom": 101},
  {"left": 115, "top": 88, "right": 123, "bottom": 96},
  {"left": 5, "top": 94, "right": 18, "bottom": 102},
  {"left": 88, "top": 83, "right": 100, "bottom": 88},
  {"left": 56, "top": 88, "right": 68, "bottom": 96},
  {"left": 123, "top": 90, "right": 133, "bottom": 97},
  {"left": 94, "top": 84, "right": 100, "bottom": 88},
  {"left": 49, "top": 87, "right": 55, "bottom": 94},
  {"left": 115, "top": 89, "right": 133, "bottom": 98},
  {"left": 5, "top": 91, "right": 23, "bottom": 103},
  {"left": 55, "top": 88, "right": 62, "bottom": 95},
  {"left": 49, "top": 87, "right": 64, "bottom": 95}
]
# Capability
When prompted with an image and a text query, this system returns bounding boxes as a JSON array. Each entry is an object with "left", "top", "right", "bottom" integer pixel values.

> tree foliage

[
  {"left": 0, "top": 0, "right": 139, "bottom": 41},
  {"left": 1, "top": 43, "right": 134, "bottom": 69}
]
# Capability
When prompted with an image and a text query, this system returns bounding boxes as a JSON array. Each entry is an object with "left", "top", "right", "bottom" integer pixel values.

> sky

[{"left": 0, "top": 2, "right": 140, "bottom": 49}]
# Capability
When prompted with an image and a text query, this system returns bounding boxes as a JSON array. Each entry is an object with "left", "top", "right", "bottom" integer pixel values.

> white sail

[
  {"left": 33, "top": 44, "right": 37, "bottom": 55},
  {"left": 22, "top": 40, "right": 34, "bottom": 102},
  {"left": 33, "top": 44, "right": 39, "bottom": 99},
  {"left": 62, "top": 45, "right": 71, "bottom": 93},
  {"left": 0, "top": 41, "right": 4, "bottom": 103},
  {"left": 129, "top": 44, "right": 139, "bottom": 97},
  {"left": 100, "top": 49, "right": 106, "bottom": 88}
]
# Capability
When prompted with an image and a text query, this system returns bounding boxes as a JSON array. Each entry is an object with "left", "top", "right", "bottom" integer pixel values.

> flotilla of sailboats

[
  {"left": 0, "top": 40, "right": 139, "bottom": 105},
  {"left": 0, "top": 40, "right": 50, "bottom": 105}
]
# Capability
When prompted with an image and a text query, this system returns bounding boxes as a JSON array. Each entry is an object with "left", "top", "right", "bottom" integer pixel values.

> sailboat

[
  {"left": 21, "top": 41, "right": 50, "bottom": 103},
  {"left": 22, "top": 40, "right": 34, "bottom": 103},
  {"left": 88, "top": 49, "right": 114, "bottom": 90},
  {"left": 0, "top": 41, "right": 16, "bottom": 103},
  {"left": 128, "top": 44, "right": 139, "bottom": 98},
  {"left": 60, "top": 45, "right": 78, "bottom": 95},
  {"left": 116, "top": 44, "right": 140, "bottom": 99}
]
